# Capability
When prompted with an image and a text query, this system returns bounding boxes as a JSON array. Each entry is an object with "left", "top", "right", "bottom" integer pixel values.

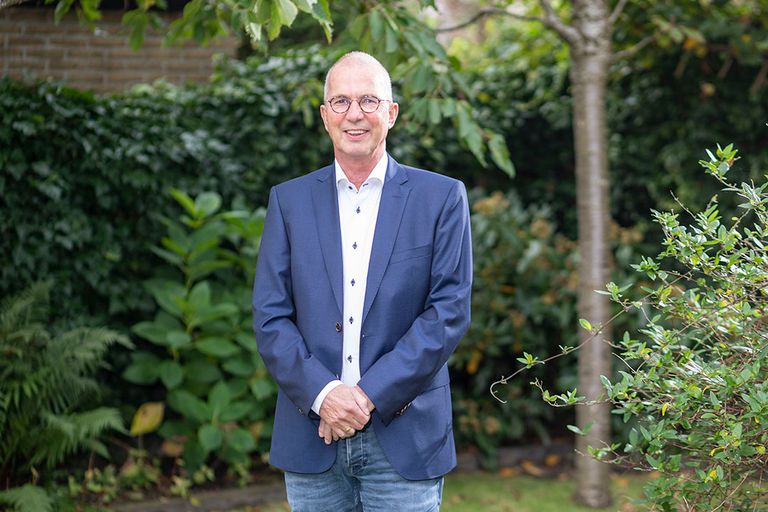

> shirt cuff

[{"left": 311, "top": 380, "right": 344, "bottom": 415}]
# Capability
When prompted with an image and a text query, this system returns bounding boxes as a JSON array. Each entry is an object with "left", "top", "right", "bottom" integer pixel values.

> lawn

[{"left": 243, "top": 471, "right": 649, "bottom": 512}]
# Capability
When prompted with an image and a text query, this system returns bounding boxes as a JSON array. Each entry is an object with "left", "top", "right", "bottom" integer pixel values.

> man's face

[{"left": 320, "top": 59, "right": 399, "bottom": 166}]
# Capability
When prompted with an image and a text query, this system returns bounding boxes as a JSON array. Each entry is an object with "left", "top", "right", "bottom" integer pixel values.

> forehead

[{"left": 326, "top": 59, "right": 388, "bottom": 97}]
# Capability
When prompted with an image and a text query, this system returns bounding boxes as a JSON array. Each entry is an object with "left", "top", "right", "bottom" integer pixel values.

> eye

[
  {"left": 332, "top": 96, "right": 351, "bottom": 106},
  {"left": 360, "top": 96, "right": 379, "bottom": 108}
]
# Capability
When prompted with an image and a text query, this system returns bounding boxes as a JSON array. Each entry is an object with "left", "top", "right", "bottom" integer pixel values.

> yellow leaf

[
  {"left": 130, "top": 402, "right": 165, "bottom": 436},
  {"left": 661, "top": 403, "right": 669, "bottom": 416}
]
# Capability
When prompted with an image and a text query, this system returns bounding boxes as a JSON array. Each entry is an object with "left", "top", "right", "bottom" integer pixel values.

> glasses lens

[
  {"left": 359, "top": 97, "right": 380, "bottom": 113},
  {"left": 330, "top": 97, "right": 351, "bottom": 113}
]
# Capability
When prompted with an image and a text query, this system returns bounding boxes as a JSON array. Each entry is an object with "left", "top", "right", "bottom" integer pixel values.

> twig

[
  {"left": 436, "top": 8, "right": 542, "bottom": 33},
  {"left": 613, "top": 33, "right": 656, "bottom": 62},
  {"left": 537, "top": 0, "right": 580, "bottom": 45},
  {"left": 608, "top": 0, "right": 629, "bottom": 26}
]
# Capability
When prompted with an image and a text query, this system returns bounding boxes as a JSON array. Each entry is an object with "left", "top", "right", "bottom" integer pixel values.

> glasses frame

[{"left": 326, "top": 95, "right": 391, "bottom": 114}]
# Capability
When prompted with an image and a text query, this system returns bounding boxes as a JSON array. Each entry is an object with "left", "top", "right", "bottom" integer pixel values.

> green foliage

[
  {"left": 0, "top": 51, "right": 330, "bottom": 326},
  {"left": 594, "top": 145, "right": 768, "bottom": 509},
  {"left": 450, "top": 190, "right": 643, "bottom": 458},
  {"left": 0, "top": 282, "right": 128, "bottom": 507},
  {"left": 123, "top": 190, "right": 274, "bottom": 471},
  {"left": 0, "top": 485, "right": 53, "bottom": 512}
]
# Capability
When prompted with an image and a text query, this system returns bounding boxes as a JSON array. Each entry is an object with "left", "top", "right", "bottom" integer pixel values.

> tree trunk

[{"left": 570, "top": 0, "right": 613, "bottom": 507}]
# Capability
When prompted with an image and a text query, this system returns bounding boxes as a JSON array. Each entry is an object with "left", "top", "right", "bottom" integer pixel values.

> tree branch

[
  {"left": 612, "top": 32, "right": 656, "bottom": 62},
  {"left": 537, "top": 0, "right": 580, "bottom": 45},
  {"left": 0, "top": 0, "right": 32, "bottom": 9},
  {"left": 608, "top": 0, "right": 628, "bottom": 26},
  {"left": 436, "top": 7, "right": 543, "bottom": 33}
]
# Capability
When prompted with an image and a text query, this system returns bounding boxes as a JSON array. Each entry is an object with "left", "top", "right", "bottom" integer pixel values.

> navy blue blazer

[{"left": 252, "top": 155, "right": 472, "bottom": 480}]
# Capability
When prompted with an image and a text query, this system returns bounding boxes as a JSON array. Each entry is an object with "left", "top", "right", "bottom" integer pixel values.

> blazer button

[
  {"left": 298, "top": 407, "right": 304, "bottom": 415},
  {"left": 335, "top": 322, "right": 342, "bottom": 332}
]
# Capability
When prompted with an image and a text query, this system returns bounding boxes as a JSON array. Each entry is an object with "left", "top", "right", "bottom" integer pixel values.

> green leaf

[
  {"left": 227, "top": 428, "right": 256, "bottom": 452},
  {"left": 194, "top": 192, "right": 222, "bottom": 218},
  {"left": 198, "top": 424, "right": 223, "bottom": 452},
  {"left": 488, "top": 132, "right": 515, "bottom": 178},
  {"left": 170, "top": 188, "right": 197, "bottom": 216},
  {"left": 166, "top": 330, "right": 192, "bottom": 349},
  {"left": 223, "top": 357, "right": 254, "bottom": 376},
  {"left": 159, "top": 361, "right": 184, "bottom": 389},
  {"left": 220, "top": 401, "right": 252, "bottom": 422},
  {"left": 579, "top": 318, "right": 593, "bottom": 332},
  {"left": 197, "top": 337, "right": 241, "bottom": 358},
  {"left": 168, "top": 389, "right": 210, "bottom": 423},
  {"left": 250, "top": 378, "right": 275, "bottom": 400},
  {"left": 188, "top": 281, "right": 211, "bottom": 309},
  {"left": 123, "top": 354, "right": 160, "bottom": 384},
  {"left": 185, "top": 359, "right": 222, "bottom": 383},
  {"left": 209, "top": 381, "right": 232, "bottom": 419},
  {"left": 132, "top": 321, "right": 170, "bottom": 345}
]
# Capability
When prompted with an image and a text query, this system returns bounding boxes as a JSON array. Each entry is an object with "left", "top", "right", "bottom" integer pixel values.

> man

[{"left": 252, "top": 51, "right": 472, "bottom": 511}]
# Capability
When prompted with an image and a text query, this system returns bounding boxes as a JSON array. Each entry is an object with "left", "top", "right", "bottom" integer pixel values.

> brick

[
  {"left": 6, "top": 34, "right": 48, "bottom": 48},
  {"left": 64, "top": 47, "right": 106, "bottom": 59},
  {"left": 24, "top": 47, "right": 65, "bottom": 59}
]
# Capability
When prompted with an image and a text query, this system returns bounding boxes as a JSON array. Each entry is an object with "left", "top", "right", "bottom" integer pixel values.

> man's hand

[
  {"left": 318, "top": 385, "right": 370, "bottom": 440},
  {"left": 318, "top": 419, "right": 339, "bottom": 445},
  {"left": 354, "top": 385, "right": 375, "bottom": 414}
]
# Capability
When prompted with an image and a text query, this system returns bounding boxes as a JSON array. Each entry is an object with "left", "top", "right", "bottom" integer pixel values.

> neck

[{"left": 337, "top": 149, "right": 385, "bottom": 188}]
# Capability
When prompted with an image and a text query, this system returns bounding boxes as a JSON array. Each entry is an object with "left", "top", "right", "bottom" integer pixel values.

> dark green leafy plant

[
  {"left": 0, "top": 282, "right": 129, "bottom": 511},
  {"left": 122, "top": 190, "right": 274, "bottom": 471},
  {"left": 451, "top": 190, "right": 643, "bottom": 460}
]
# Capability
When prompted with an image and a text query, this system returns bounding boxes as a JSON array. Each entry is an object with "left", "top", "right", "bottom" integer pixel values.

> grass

[{"left": 241, "top": 471, "right": 650, "bottom": 512}]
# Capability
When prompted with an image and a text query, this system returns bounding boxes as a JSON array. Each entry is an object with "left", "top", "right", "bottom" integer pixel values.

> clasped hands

[{"left": 318, "top": 384, "right": 375, "bottom": 444}]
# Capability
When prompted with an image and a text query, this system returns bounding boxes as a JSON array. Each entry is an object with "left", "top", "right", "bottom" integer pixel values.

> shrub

[
  {"left": 451, "top": 190, "right": 643, "bottom": 459},
  {"left": 122, "top": 190, "right": 274, "bottom": 471},
  {"left": 592, "top": 145, "right": 768, "bottom": 510}
]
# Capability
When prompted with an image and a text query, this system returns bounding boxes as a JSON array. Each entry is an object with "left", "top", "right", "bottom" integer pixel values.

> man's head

[{"left": 320, "top": 52, "right": 399, "bottom": 172}]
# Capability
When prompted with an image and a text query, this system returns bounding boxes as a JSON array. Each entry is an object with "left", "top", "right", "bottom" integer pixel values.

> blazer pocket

[{"left": 389, "top": 244, "right": 432, "bottom": 264}]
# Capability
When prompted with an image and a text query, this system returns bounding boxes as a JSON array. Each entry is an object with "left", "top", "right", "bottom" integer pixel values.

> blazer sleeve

[
  {"left": 252, "top": 186, "right": 337, "bottom": 416},
  {"left": 357, "top": 180, "right": 472, "bottom": 425}
]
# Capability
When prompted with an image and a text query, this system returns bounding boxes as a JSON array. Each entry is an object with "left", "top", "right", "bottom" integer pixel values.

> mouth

[{"left": 344, "top": 129, "right": 369, "bottom": 138}]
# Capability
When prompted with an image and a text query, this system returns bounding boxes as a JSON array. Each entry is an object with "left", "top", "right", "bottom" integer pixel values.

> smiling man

[{"left": 252, "top": 51, "right": 472, "bottom": 511}]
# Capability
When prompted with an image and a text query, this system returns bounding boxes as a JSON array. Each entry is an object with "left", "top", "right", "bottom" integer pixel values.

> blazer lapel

[
  {"left": 311, "top": 164, "right": 344, "bottom": 315},
  {"left": 362, "top": 157, "right": 410, "bottom": 324}
]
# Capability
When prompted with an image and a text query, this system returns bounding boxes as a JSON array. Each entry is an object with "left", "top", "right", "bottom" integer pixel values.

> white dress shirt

[{"left": 311, "top": 153, "right": 388, "bottom": 414}]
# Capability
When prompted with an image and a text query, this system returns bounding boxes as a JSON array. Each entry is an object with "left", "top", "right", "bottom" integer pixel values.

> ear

[
  {"left": 319, "top": 104, "right": 331, "bottom": 132},
  {"left": 387, "top": 102, "right": 399, "bottom": 128}
]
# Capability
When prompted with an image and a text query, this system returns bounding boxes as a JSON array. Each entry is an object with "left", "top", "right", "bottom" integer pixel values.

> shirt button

[
  {"left": 347, "top": 355, "right": 353, "bottom": 363},
  {"left": 356, "top": 206, "right": 361, "bottom": 214},
  {"left": 335, "top": 322, "right": 342, "bottom": 332},
  {"left": 351, "top": 279, "right": 356, "bottom": 286},
  {"left": 352, "top": 242, "right": 357, "bottom": 249},
  {"left": 348, "top": 316, "right": 354, "bottom": 324}
]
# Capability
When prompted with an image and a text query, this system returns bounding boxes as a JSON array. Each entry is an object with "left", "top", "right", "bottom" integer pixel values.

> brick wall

[{"left": 0, "top": 8, "right": 240, "bottom": 92}]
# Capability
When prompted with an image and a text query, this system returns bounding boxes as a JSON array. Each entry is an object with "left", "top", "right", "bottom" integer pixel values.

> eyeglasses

[{"left": 327, "top": 95, "right": 390, "bottom": 114}]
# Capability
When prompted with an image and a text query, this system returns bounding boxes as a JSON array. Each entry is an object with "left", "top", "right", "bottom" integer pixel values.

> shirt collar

[{"left": 335, "top": 153, "right": 388, "bottom": 190}]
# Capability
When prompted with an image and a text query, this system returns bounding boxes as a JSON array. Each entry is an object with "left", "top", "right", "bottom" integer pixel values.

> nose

[{"left": 345, "top": 99, "right": 365, "bottom": 120}]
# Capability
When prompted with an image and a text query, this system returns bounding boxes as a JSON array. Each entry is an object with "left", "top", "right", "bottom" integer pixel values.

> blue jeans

[{"left": 284, "top": 426, "right": 444, "bottom": 511}]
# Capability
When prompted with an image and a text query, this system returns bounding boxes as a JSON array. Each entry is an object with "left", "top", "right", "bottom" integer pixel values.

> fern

[
  {"left": 0, "top": 282, "right": 132, "bottom": 484},
  {"left": 0, "top": 485, "right": 53, "bottom": 512}
]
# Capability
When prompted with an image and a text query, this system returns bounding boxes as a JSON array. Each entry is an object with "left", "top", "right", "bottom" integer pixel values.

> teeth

[{"left": 347, "top": 130, "right": 366, "bottom": 135}]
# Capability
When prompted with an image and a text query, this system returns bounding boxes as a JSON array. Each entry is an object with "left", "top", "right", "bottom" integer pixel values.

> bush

[
  {"left": 450, "top": 190, "right": 644, "bottom": 459},
  {"left": 122, "top": 189, "right": 274, "bottom": 472},
  {"left": 594, "top": 145, "right": 768, "bottom": 510},
  {"left": 0, "top": 49, "right": 332, "bottom": 327}
]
